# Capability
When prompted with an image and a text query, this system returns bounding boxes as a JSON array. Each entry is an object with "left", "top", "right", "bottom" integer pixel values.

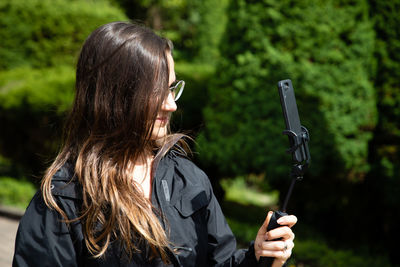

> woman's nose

[{"left": 161, "top": 91, "right": 177, "bottom": 112}]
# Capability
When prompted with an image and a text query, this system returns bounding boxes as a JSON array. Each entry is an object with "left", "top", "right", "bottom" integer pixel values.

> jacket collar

[
  {"left": 51, "top": 162, "right": 83, "bottom": 199},
  {"left": 50, "top": 149, "right": 188, "bottom": 202}
]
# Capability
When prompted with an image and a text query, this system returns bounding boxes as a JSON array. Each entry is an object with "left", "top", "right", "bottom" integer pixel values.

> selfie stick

[{"left": 259, "top": 80, "right": 310, "bottom": 267}]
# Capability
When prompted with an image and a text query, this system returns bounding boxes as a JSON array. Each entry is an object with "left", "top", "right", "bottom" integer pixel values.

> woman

[{"left": 13, "top": 21, "right": 297, "bottom": 267}]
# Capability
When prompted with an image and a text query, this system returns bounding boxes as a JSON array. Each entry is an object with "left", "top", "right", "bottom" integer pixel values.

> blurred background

[{"left": 0, "top": 0, "right": 399, "bottom": 266}]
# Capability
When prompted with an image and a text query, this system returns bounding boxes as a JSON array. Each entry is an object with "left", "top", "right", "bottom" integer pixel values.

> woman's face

[{"left": 151, "top": 51, "right": 177, "bottom": 140}]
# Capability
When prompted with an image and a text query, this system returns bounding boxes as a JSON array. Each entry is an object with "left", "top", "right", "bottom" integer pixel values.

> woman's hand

[{"left": 254, "top": 211, "right": 297, "bottom": 267}]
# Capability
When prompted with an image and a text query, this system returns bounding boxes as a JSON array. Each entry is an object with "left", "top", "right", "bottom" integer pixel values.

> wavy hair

[{"left": 41, "top": 22, "right": 184, "bottom": 262}]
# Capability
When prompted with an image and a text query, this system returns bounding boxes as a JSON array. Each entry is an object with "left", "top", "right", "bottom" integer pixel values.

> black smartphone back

[{"left": 277, "top": 79, "right": 306, "bottom": 163}]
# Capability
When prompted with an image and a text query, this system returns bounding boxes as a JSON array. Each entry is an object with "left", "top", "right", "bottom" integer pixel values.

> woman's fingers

[
  {"left": 256, "top": 249, "right": 285, "bottom": 259},
  {"left": 257, "top": 211, "right": 273, "bottom": 237},
  {"left": 266, "top": 226, "right": 295, "bottom": 241},
  {"left": 256, "top": 239, "right": 295, "bottom": 258},
  {"left": 260, "top": 240, "right": 294, "bottom": 251},
  {"left": 277, "top": 215, "right": 297, "bottom": 228}
]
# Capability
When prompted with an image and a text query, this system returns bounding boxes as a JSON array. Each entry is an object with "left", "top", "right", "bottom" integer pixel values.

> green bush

[
  {"left": 197, "top": 0, "right": 376, "bottom": 180},
  {"left": 0, "top": 0, "right": 127, "bottom": 179},
  {"left": 111, "top": 0, "right": 228, "bottom": 64},
  {"left": 0, "top": 66, "right": 75, "bottom": 179},
  {"left": 0, "top": 177, "right": 36, "bottom": 209},
  {"left": 220, "top": 175, "right": 278, "bottom": 207},
  {"left": 196, "top": 0, "right": 377, "bottom": 256},
  {"left": 185, "top": 0, "right": 229, "bottom": 64},
  {"left": 365, "top": 1, "right": 400, "bottom": 263},
  {"left": 292, "top": 239, "right": 390, "bottom": 267},
  {"left": 0, "top": 0, "right": 127, "bottom": 70},
  {"left": 0, "top": 65, "right": 75, "bottom": 112},
  {"left": 172, "top": 62, "right": 215, "bottom": 134}
]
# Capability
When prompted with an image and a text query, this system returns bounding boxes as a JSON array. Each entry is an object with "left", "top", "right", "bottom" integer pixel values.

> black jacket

[{"left": 13, "top": 151, "right": 258, "bottom": 267}]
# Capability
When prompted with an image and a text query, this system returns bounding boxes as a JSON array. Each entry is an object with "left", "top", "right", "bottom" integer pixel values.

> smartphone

[{"left": 277, "top": 79, "right": 306, "bottom": 163}]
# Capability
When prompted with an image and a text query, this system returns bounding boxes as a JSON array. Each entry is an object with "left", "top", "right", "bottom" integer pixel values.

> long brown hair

[{"left": 41, "top": 21, "right": 182, "bottom": 262}]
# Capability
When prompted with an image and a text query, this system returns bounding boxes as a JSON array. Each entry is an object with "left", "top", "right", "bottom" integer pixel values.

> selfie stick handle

[{"left": 258, "top": 126, "right": 310, "bottom": 267}]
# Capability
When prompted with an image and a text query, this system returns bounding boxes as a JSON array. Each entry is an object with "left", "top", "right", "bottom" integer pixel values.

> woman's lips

[{"left": 156, "top": 117, "right": 169, "bottom": 124}]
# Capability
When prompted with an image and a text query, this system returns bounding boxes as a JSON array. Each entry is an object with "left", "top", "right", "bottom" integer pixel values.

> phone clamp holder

[
  {"left": 281, "top": 125, "right": 310, "bottom": 212},
  {"left": 283, "top": 126, "right": 310, "bottom": 177}
]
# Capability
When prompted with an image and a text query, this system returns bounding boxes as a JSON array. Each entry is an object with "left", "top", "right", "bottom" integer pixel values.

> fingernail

[{"left": 277, "top": 218, "right": 284, "bottom": 224}]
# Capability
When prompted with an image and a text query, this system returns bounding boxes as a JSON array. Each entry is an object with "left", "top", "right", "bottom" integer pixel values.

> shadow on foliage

[{"left": 0, "top": 101, "right": 64, "bottom": 184}]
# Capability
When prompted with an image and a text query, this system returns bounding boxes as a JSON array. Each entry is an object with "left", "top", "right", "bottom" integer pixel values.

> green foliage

[
  {"left": 0, "top": 0, "right": 127, "bottom": 70},
  {"left": 371, "top": 1, "right": 400, "bottom": 137},
  {"left": 0, "top": 155, "right": 12, "bottom": 175},
  {"left": 197, "top": 0, "right": 376, "bottom": 181},
  {"left": 0, "top": 177, "right": 36, "bottom": 209},
  {"left": 0, "top": 66, "right": 76, "bottom": 178},
  {"left": 220, "top": 176, "right": 278, "bottom": 207},
  {"left": 163, "top": 0, "right": 228, "bottom": 64},
  {"left": 196, "top": 1, "right": 378, "bottom": 258},
  {"left": 227, "top": 227, "right": 392, "bottom": 266},
  {"left": 111, "top": 0, "right": 228, "bottom": 64},
  {"left": 0, "top": 66, "right": 75, "bottom": 112},
  {"left": 291, "top": 239, "right": 391, "bottom": 267},
  {"left": 171, "top": 62, "right": 214, "bottom": 134},
  {"left": 222, "top": 183, "right": 391, "bottom": 266},
  {"left": 0, "top": 0, "right": 127, "bottom": 180},
  {"left": 365, "top": 0, "right": 400, "bottom": 263},
  {"left": 225, "top": 217, "right": 259, "bottom": 247},
  {"left": 368, "top": 0, "right": 400, "bottom": 201},
  {"left": 185, "top": 0, "right": 229, "bottom": 63}
]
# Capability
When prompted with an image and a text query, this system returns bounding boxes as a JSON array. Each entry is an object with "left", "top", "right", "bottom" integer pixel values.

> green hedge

[
  {"left": 364, "top": 0, "right": 400, "bottom": 262},
  {"left": 0, "top": 0, "right": 127, "bottom": 179},
  {"left": 0, "top": 66, "right": 76, "bottom": 178},
  {"left": 197, "top": 0, "right": 376, "bottom": 180},
  {"left": 195, "top": 0, "right": 377, "bottom": 255},
  {"left": 0, "top": 66, "right": 75, "bottom": 112},
  {"left": 0, "top": 0, "right": 127, "bottom": 70},
  {"left": 172, "top": 62, "right": 215, "bottom": 134},
  {"left": 0, "top": 177, "right": 36, "bottom": 209},
  {"left": 292, "top": 239, "right": 390, "bottom": 267}
]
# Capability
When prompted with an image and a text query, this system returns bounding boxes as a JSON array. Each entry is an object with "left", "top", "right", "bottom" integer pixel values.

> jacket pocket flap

[{"left": 174, "top": 188, "right": 208, "bottom": 217}]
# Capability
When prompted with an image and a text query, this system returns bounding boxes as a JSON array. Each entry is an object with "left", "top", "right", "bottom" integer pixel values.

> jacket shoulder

[
  {"left": 171, "top": 154, "right": 211, "bottom": 188},
  {"left": 13, "top": 191, "right": 79, "bottom": 267}
]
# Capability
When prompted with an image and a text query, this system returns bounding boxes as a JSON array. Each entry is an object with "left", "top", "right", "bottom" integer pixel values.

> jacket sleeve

[
  {"left": 13, "top": 191, "right": 78, "bottom": 267},
  {"left": 205, "top": 180, "right": 258, "bottom": 267}
]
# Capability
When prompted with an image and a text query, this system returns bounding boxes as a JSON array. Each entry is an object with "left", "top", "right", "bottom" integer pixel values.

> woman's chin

[{"left": 151, "top": 127, "right": 168, "bottom": 140}]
